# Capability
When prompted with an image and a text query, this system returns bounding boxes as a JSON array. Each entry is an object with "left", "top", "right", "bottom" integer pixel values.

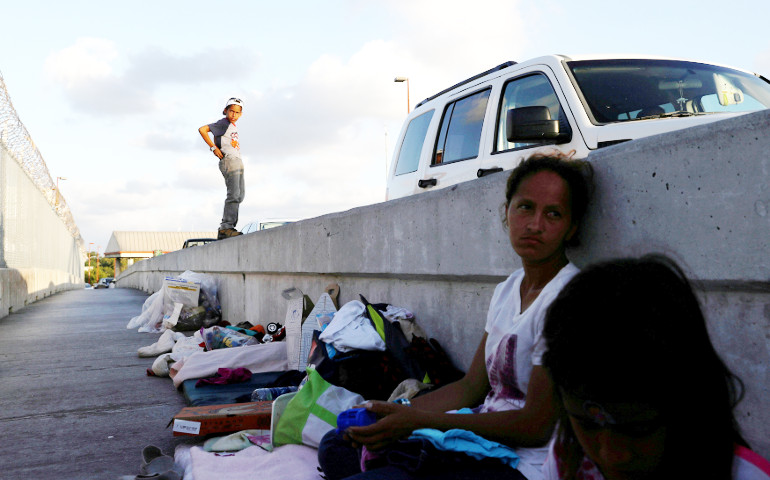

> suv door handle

[
  {"left": 477, "top": 167, "right": 503, "bottom": 178},
  {"left": 418, "top": 178, "right": 438, "bottom": 188}
]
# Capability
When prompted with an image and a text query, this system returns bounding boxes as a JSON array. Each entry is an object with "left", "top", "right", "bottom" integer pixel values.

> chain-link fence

[{"left": 0, "top": 70, "right": 85, "bottom": 273}]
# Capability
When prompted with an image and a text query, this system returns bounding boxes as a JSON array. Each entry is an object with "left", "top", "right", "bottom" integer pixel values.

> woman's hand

[
  {"left": 344, "top": 401, "right": 425, "bottom": 451},
  {"left": 346, "top": 366, "right": 558, "bottom": 450}
]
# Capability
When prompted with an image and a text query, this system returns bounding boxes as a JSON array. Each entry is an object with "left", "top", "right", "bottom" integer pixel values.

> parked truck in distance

[{"left": 386, "top": 54, "right": 770, "bottom": 200}]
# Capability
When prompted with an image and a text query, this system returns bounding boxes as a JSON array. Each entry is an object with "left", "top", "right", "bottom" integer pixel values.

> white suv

[{"left": 386, "top": 54, "right": 770, "bottom": 200}]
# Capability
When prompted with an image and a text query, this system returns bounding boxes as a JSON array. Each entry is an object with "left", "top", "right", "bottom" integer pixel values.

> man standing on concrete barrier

[{"left": 198, "top": 97, "right": 245, "bottom": 240}]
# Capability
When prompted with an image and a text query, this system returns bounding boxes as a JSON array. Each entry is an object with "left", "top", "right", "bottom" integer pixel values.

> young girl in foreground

[{"left": 541, "top": 255, "right": 770, "bottom": 480}]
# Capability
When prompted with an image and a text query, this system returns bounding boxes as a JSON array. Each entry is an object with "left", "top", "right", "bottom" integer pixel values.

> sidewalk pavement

[{"left": 0, "top": 287, "right": 193, "bottom": 479}]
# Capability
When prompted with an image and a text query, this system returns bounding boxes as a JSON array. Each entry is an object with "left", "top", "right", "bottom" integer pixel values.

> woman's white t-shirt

[{"left": 479, "top": 263, "right": 579, "bottom": 479}]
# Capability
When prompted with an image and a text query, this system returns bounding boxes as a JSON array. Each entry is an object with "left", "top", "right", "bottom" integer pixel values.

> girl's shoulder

[
  {"left": 734, "top": 445, "right": 770, "bottom": 480},
  {"left": 491, "top": 268, "right": 525, "bottom": 300},
  {"left": 544, "top": 443, "right": 770, "bottom": 480},
  {"left": 549, "top": 262, "right": 579, "bottom": 288}
]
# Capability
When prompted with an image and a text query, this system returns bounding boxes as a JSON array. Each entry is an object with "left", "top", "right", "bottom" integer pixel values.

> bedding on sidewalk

[{"left": 171, "top": 342, "right": 288, "bottom": 388}]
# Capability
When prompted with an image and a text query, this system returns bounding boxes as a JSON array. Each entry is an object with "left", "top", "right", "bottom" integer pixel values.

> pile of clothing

[{"left": 129, "top": 275, "right": 462, "bottom": 480}]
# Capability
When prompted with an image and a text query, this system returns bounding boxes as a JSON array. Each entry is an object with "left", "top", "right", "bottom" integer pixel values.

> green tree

[{"left": 84, "top": 252, "right": 115, "bottom": 284}]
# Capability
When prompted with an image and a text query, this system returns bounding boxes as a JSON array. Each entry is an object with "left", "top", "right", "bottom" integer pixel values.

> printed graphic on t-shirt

[
  {"left": 574, "top": 456, "right": 603, "bottom": 480},
  {"left": 486, "top": 333, "right": 525, "bottom": 409},
  {"left": 230, "top": 129, "right": 239, "bottom": 150}
]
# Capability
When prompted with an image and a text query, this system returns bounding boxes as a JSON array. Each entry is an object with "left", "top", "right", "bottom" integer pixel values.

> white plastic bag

[
  {"left": 127, "top": 272, "right": 217, "bottom": 333},
  {"left": 179, "top": 270, "right": 221, "bottom": 325},
  {"left": 126, "top": 291, "right": 165, "bottom": 331},
  {"left": 318, "top": 300, "right": 386, "bottom": 353},
  {"left": 161, "top": 277, "right": 201, "bottom": 329}
]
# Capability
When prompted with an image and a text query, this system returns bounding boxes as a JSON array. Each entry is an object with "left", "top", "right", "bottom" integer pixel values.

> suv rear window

[
  {"left": 394, "top": 110, "right": 434, "bottom": 175},
  {"left": 433, "top": 88, "right": 491, "bottom": 165}
]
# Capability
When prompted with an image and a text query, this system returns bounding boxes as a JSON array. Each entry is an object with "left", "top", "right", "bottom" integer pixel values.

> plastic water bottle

[{"left": 251, "top": 386, "right": 298, "bottom": 402}]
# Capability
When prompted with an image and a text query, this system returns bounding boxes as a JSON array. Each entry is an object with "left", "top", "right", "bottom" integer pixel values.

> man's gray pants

[{"left": 219, "top": 154, "right": 245, "bottom": 230}]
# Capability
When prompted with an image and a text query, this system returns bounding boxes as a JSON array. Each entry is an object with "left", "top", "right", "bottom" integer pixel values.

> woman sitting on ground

[
  {"left": 541, "top": 255, "right": 770, "bottom": 480},
  {"left": 317, "top": 152, "right": 594, "bottom": 480}
]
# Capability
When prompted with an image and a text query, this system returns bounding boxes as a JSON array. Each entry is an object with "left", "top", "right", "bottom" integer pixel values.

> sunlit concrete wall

[
  {"left": 0, "top": 147, "right": 84, "bottom": 317},
  {"left": 118, "top": 109, "right": 770, "bottom": 457}
]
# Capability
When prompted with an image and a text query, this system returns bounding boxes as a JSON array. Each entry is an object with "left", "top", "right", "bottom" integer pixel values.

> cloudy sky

[{"left": 1, "top": 0, "right": 769, "bottom": 252}]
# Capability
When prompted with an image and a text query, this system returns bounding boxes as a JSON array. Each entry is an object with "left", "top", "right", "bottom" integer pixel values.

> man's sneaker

[{"left": 217, "top": 228, "right": 242, "bottom": 239}]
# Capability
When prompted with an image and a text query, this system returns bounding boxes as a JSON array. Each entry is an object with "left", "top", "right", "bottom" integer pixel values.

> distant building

[{"left": 103, "top": 231, "right": 216, "bottom": 277}]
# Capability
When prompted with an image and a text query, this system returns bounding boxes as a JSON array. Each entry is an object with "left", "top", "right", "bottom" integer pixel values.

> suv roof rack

[{"left": 414, "top": 61, "right": 517, "bottom": 109}]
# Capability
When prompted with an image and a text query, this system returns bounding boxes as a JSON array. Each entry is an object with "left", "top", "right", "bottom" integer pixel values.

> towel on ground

[{"left": 189, "top": 444, "right": 319, "bottom": 480}]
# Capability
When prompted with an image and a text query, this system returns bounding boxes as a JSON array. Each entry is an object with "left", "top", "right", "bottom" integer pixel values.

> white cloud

[
  {"left": 238, "top": 0, "right": 530, "bottom": 163},
  {"left": 45, "top": 38, "right": 154, "bottom": 114},
  {"left": 45, "top": 39, "right": 258, "bottom": 115},
  {"left": 388, "top": 0, "right": 529, "bottom": 78},
  {"left": 125, "top": 47, "right": 259, "bottom": 88},
  {"left": 44, "top": 38, "right": 119, "bottom": 88},
  {"left": 240, "top": 39, "right": 406, "bottom": 160}
]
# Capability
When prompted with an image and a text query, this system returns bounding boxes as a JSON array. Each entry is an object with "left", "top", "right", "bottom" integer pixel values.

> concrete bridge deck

[{"left": 0, "top": 287, "right": 190, "bottom": 480}]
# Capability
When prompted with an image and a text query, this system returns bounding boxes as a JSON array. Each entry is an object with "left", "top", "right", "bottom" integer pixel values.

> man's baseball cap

[{"left": 225, "top": 97, "right": 243, "bottom": 109}]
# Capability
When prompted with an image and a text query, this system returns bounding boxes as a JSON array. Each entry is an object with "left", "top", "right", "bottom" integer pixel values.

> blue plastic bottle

[{"left": 336, "top": 407, "right": 378, "bottom": 433}]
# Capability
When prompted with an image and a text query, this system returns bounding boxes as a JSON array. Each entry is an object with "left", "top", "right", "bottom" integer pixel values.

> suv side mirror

[{"left": 506, "top": 106, "right": 570, "bottom": 143}]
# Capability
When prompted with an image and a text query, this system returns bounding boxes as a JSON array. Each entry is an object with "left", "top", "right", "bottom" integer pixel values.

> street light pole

[
  {"left": 88, "top": 242, "right": 94, "bottom": 284},
  {"left": 394, "top": 77, "right": 410, "bottom": 114},
  {"left": 96, "top": 246, "right": 100, "bottom": 282}
]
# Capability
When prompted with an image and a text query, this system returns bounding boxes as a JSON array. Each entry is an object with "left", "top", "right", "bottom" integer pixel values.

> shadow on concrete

[{"left": 0, "top": 267, "right": 29, "bottom": 317}]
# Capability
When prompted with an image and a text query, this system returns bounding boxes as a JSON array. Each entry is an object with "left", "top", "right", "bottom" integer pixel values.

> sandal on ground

[{"left": 139, "top": 445, "right": 183, "bottom": 478}]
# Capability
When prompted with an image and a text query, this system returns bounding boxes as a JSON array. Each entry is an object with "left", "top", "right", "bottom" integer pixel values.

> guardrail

[{"left": 118, "top": 109, "right": 770, "bottom": 457}]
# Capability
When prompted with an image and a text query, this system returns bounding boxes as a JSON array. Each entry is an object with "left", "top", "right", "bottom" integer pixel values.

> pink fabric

[
  {"left": 195, "top": 367, "right": 252, "bottom": 387},
  {"left": 190, "top": 444, "right": 319, "bottom": 480}
]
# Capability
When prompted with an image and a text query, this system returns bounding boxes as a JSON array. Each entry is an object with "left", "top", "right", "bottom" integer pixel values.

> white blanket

[
  {"left": 171, "top": 342, "right": 288, "bottom": 388},
  {"left": 188, "top": 444, "right": 319, "bottom": 480}
]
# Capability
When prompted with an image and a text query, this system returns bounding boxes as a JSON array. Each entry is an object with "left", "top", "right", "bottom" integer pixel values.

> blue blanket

[{"left": 182, "top": 371, "right": 288, "bottom": 406}]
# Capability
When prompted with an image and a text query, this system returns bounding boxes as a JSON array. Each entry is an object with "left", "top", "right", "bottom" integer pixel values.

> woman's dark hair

[
  {"left": 542, "top": 255, "right": 747, "bottom": 479},
  {"left": 504, "top": 151, "right": 593, "bottom": 247}
]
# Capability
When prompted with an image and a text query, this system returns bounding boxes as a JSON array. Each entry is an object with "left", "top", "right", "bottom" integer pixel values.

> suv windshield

[{"left": 567, "top": 59, "right": 770, "bottom": 124}]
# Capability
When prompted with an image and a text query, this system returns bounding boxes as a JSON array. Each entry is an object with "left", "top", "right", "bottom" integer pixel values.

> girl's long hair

[{"left": 542, "top": 255, "right": 747, "bottom": 479}]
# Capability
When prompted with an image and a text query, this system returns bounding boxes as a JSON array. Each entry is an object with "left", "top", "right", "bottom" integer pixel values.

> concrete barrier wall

[
  {"left": 0, "top": 267, "right": 83, "bottom": 316},
  {"left": 117, "top": 109, "right": 770, "bottom": 457},
  {"left": 0, "top": 148, "right": 84, "bottom": 317}
]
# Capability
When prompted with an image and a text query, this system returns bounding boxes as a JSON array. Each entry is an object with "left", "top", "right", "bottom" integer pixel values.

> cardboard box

[{"left": 171, "top": 401, "right": 272, "bottom": 437}]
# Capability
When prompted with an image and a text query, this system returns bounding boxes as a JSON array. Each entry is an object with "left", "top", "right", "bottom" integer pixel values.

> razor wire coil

[{"left": 0, "top": 70, "right": 85, "bottom": 254}]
